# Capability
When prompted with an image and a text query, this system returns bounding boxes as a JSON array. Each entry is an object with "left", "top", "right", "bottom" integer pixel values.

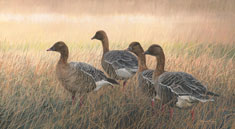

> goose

[
  {"left": 91, "top": 30, "right": 138, "bottom": 88},
  {"left": 144, "top": 44, "right": 219, "bottom": 120},
  {"left": 47, "top": 41, "right": 119, "bottom": 105},
  {"left": 127, "top": 42, "right": 157, "bottom": 108}
]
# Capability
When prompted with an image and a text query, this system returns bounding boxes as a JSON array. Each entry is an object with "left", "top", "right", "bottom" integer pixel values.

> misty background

[
  {"left": 0, "top": 0, "right": 235, "bottom": 44},
  {"left": 1, "top": 0, "right": 235, "bottom": 15}
]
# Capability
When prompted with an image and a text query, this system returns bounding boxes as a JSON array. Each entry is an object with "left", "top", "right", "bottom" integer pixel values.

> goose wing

[
  {"left": 70, "top": 62, "right": 118, "bottom": 91},
  {"left": 139, "top": 69, "right": 157, "bottom": 98},
  {"left": 141, "top": 70, "right": 154, "bottom": 84},
  {"left": 70, "top": 62, "right": 107, "bottom": 82},
  {"left": 158, "top": 72, "right": 209, "bottom": 100},
  {"left": 104, "top": 50, "right": 138, "bottom": 75}
]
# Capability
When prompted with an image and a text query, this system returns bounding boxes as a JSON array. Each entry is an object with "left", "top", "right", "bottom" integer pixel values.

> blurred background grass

[{"left": 0, "top": 0, "right": 235, "bottom": 129}]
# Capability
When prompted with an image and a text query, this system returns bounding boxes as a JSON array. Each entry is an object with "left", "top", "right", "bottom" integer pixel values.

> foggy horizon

[
  {"left": 0, "top": 0, "right": 234, "bottom": 44},
  {"left": 1, "top": 0, "right": 235, "bottom": 15}
]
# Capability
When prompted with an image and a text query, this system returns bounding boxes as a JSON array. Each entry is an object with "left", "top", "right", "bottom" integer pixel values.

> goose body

[
  {"left": 48, "top": 41, "right": 119, "bottom": 104},
  {"left": 58, "top": 62, "right": 118, "bottom": 93},
  {"left": 92, "top": 30, "right": 138, "bottom": 86},
  {"left": 127, "top": 42, "right": 157, "bottom": 107},
  {"left": 144, "top": 44, "right": 219, "bottom": 119},
  {"left": 157, "top": 71, "right": 216, "bottom": 108},
  {"left": 102, "top": 50, "right": 138, "bottom": 80}
]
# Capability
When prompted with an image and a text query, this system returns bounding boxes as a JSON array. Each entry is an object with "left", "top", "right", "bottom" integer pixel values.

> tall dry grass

[
  {"left": 0, "top": 38, "right": 234, "bottom": 128},
  {"left": 0, "top": 1, "right": 234, "bottom": 128}
]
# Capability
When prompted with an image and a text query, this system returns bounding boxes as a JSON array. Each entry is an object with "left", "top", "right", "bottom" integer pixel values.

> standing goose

[
  {"left": 47, "top": 41, "right": 119, "bottom": 105},
  {"left": 144, "top": 44, "right": 219, "bottom": 120},
  {"left": 91, "top": 30, "right": 138, "bottom": 88},
  {"left": 127, "top": 42, "right": 157, "bottom": 108}
]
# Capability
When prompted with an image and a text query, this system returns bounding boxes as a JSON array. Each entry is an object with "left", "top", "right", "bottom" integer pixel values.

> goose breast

[{"left": 138, "top": 69, "right": 157, "bottom": 98}]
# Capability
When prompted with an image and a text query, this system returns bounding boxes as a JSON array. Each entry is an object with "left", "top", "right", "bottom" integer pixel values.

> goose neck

[
  {"left": 137, "top": 53, "right": 148, "bottom": 72},
  {"left": 101, "top": 37, "right": 109, "bottom": 55},
  {"left": 58, "top": 51, "right": 69, "bottom": 65},
  {"left": 153, "top": 52, "right": 165, "bottom": 79}
]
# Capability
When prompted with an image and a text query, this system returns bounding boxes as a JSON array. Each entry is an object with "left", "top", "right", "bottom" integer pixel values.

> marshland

[{"left": 0, "top": 0, "right": 234, "bottom": 129}]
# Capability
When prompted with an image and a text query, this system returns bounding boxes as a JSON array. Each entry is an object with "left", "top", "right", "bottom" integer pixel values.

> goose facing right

[
  {"left": 47, "top": 41, "right": 119, "bottom": 105},
  {"left": 91, "top": 30, "right": 138, "bottom": 87},
  {"left": 144, "top": 44, "right": 219, "bottom": 120}
]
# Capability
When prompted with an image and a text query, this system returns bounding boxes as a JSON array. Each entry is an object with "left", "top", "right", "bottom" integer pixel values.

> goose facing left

[
  {"left": 47, "top": 41, "right": 119, "bottom": 104},
  {"left": 91, "top": 30, "right": 138, "bottom": 87},
  {"left": 144, "top": 44, "right": 219, "bottom": 120}
]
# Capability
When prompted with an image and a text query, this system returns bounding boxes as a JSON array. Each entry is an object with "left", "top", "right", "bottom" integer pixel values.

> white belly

[
  {"left": 115, "top": 68, "right": 133, "bottom": 78},
  {"left": 94, "top": 80, "right": 112, "bottom": 91},
  {"left": 176, "top": 96, "right": 195, "bottom": 108}
]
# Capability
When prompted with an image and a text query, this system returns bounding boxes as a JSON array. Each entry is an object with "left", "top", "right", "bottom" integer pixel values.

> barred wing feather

[
  {"left": 158, "top": 72, "right": 209, "bottom": 100},
  {"left": 104, "top": 50, "right": 138, "bottom": 72}
]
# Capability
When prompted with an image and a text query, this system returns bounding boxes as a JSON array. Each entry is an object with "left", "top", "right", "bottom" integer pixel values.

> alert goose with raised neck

[
  {"left": 144, "top": 44, "right": 219, "bottom": 120},
  {"left": 127, "top": 42, "right": 157, "bottom": 107},
  {"left": 91, "top": 30, "right": 138, "bottom": 87},
  {"left": 47, "top": 41, "right": 119, "bottom": 104}
]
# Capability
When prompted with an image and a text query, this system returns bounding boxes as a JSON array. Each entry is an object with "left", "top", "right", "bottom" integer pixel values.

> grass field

[{"left": 0, "top": 1, "right": 235, "bottom": 128}]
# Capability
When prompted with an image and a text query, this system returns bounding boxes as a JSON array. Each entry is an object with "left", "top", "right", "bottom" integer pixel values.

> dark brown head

[
  {"left": 91, "top": 30, "right": 107, "bottom": 41},
  {"left": 47, "top": 41, "right": 69, "bottom": 54},
  {"left": 127, "top": 42, "right": 144, "bottom": 56},
  {"left": 144, "top": 44, "right": 164, "bottom": 57}
]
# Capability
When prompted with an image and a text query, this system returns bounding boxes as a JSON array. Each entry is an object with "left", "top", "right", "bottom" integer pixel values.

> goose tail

[
  {"left": 107, "top": 78, "right": 119, "bottom": 86},
  {"left": 206, "top": 91, "right": 219, "bottom": 97}
]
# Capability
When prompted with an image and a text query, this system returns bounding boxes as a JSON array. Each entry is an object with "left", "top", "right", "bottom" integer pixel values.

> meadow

[{"left": 0, "top": 1, "right": 235, "bottom": 128}]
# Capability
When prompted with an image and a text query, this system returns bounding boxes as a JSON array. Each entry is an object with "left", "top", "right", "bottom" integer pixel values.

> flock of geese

[{"left": 47, "top": 30, "right": 219, "bottom": 120}]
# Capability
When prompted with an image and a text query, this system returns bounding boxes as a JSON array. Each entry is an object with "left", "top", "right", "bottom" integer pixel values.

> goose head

[
  {"left": 47, "top": 41, "right": 68, "bottom": 54},
  {"left": 127, "top": 42, "right": 144, "bottom": 56},
  {"left": 91, "top": 30, "right": 107, "bottom": 41},
  {"left": 144, "top": 44, "right": 164, "bottom": 57}
]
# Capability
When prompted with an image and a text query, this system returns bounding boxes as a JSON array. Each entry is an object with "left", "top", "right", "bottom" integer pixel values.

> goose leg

[
  {"left": 151, "top": 98, "right": 155, "bottom": 108},
  {"left": 170, "top": 108, "right": 174, "bottom": 119},
  {"left": 72, "top": 95, "right": 75, "bottom": 105},
  {"left": 161, "top": 104, "right": 165, "bottom": 112},
  {"left": 123, "top": 80, "right": 127, "bottom": 87},
  {"left": 122, "top": 80, "right": 127, "bottom": 91},
  {"left": 191, "top": 109, "right": 195, "bottom": 121},
  {"left": 79, "top": 96, "right": 84, "bottom": 107},
  {"left": 151, "top": 99, "right": 155, "bottom": 115}
]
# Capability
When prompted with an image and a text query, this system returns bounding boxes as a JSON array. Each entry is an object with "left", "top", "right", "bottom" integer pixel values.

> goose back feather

[
  {"left": 102, "top": 50, "right": 138, "bottom": 80},
  {"left": 157, "top": 72, "right": 214, "bottom": 106}
]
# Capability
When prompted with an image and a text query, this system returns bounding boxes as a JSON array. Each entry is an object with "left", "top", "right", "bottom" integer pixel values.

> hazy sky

[
  {"left": 1, "top": 0, "right": 234, "bottom": 44},
  {"left": 1, "top": 0, "right": 234, "bottom": 15}
]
